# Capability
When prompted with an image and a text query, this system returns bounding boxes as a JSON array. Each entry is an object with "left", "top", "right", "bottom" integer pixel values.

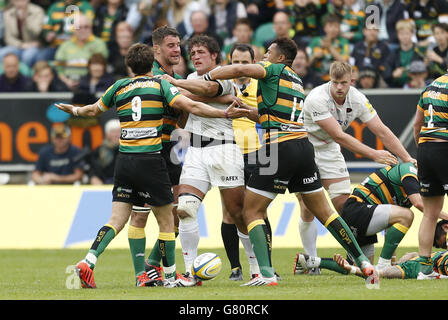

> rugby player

[
  {"left": 414, "top": 72, "right": 448, "bottom": 279},
  {"left": 294, "top": 163, "right": 448, "bottom": 274},
  {"left": 297, "top": 61, "right": 416, "bottom": 272},
  {"left": 159, "top": 35, "right": 258, "bottom": 285},
  {"left": 203, "top": 37, "right": 378, "bottom": 286}
]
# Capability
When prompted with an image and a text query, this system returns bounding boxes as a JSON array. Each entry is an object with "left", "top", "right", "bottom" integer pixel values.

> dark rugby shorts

[{"left": 112, "top": 152, "right": 174, "bottom": 207}]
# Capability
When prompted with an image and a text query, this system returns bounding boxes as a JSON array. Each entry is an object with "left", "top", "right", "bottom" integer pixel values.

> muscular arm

[
  {"left": 315, "top": 116, "right": 398, "bottom": 164},
  {"left": 208, "top": 64, "right": 266, "bottom": 81},
  {"left": 170, "top": 78, "right": 220, "bottom": 97},
  {"left": 55, "top": 99, "right": 104, "bottom": 118},
  {"left": 171, "top": 95, "right": 248, "bottom": 119},
  {"left": 414, "top": 108, "right": 424, "bottom": 146},
  {"left": 365, "top": 115, "right": 414, "bottom": 163}
]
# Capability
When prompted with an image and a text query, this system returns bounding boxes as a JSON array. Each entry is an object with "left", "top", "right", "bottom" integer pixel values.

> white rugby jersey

[
  {"left": 302, "top": 81, "right": 377, "bottom": 147},
  {"left": 184, "top": 66, "right": 236, "bottom": 141}
]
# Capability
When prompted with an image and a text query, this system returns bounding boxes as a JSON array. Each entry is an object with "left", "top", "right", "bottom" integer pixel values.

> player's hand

[
  {"left": 373, "top": 150, "right": 398, "bottom": 165},
  {"left": 225, "top": 100, "right": 250, "bottom": 119},
  {"left": 407, "top": 157, "right": 417, "bottom": 168},
  {"left": 55, "top": 103, "right": 77, "bottom": 115},
  {"left": 333, "top": 254, "right": 351, "bottom": 272},
  {"left": 160, "top": 74, "right": 176, "bottom": 84}
]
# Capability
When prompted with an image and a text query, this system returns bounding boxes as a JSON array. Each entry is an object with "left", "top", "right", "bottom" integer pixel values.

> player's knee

[
  {"left": 327, "top": 180, "right": 351, "bottom": 200},
  {"left": 399, "top": 208, "right": 414, "bottom": 227},
  {"left": 177, "top": 193, "right": 202, "bottom": 222}
]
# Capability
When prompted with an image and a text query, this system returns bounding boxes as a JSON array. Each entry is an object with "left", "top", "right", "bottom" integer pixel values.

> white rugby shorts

[
  {"left": 179, "top": 143, "right": 245, "bottom": 193},
  {"left": 313, "top": 142, "right": 349, "bottom": 180}
]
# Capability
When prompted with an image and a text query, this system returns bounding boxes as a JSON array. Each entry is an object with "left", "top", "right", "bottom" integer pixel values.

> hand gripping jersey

[
  {"left": 256, "top": 61, "right": 307, "bottom": 144},
  {"left": 303, "top": 82, "right": 376, "bottom": 147},
  {"left": 99, "top": 76, "right": 181, "bottom": 153},
  {"left": 417, "top": 74, "right": 448, "bottom": 144},
  {"left": 349, "top": 162, "right": 420, "bottom": 207}
]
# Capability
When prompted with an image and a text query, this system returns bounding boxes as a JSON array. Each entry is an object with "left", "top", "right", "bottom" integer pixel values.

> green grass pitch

[{"left": 1, "top": 247, "right": 448, "bottom": 302}]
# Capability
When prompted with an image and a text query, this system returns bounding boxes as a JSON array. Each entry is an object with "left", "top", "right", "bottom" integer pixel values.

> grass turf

[{"left": 1, "top": 247, "right": 448, "bottom": 301}]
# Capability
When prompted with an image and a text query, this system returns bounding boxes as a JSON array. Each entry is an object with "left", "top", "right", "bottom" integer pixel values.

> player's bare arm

[
  {"left": 366, "top": 115, "right": 415, "bottom": 165},
  {"left": 315, "top": 116, "right": 398, "bottom": 165},
  {"left": 413, "top": 108, "right": 425, "bottom": 146},
  {"left": 172, "top": 95, "right": 249, "bottom": 119},
  {"left": 55, "top": 99, "right": 104, "bottom": 118},
  {"left": 161, "top": 74, "right": 220, "bottom": 97},
  {"left": 206, "top": 63, "right": 266, "bottom": 81}
]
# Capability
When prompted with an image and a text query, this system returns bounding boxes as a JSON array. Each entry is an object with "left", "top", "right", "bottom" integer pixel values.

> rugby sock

[
  {"left": 237, "top": 229, "right": 260, "bottom": 276},
  {"left": 179, "top": 218, "right": 200, "bottom": 274},
  {"left": 85, "top": 224, "right": 116, "bottom": 269},
  {"left": 158, "top": 232, "right": 176, "bottom": 280},
  {"left": 221, "top": 222, "right": 242, "bottom": 270},
  {"left": 299, "top": 216, "right": 318, "bottom": 257},
  {"left": 324, "top": 213, "right": 368, "bottom": 266},
  {"left": 128, "top": 225, "right": 146, "bottom": 277},
  {"left": 146, "top": 226, "right": 179, "bottom": 267},
  {"left": 319, "top": 258, "right": 349, "bottom": 275},
  {"left": 380, "top": 223, "right": 408, "bottom": 261},
  {"left": 248, "top": 219, "right": 274, "bottom": 278},
  {"left": 146, "top": 240, "right": 162, "bottom": 267},
  {"left": 264, "top": 218, "right": 272, "bottom": 261}
]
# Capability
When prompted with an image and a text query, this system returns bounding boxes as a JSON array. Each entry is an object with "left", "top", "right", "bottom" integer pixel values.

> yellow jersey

[{"left": 232, "top": 78, "right": 262, "bottom": 154}]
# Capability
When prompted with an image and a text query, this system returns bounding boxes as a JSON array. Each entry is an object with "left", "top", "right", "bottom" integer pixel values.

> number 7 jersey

[{"left": 98, "top": 76, "right": 181, "bottom": 153}]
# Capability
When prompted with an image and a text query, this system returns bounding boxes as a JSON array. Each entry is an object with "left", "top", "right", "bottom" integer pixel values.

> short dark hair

[
  {"left": 152, "top": 25, "right": 181, "bottom": 46},
  {"left": 233, "top": 17, "right": 252, "bottom": 30},
  {"left": 125, "top": 43, "right": 154, "bottom": 75},
  {"left": 323, "top": 14, "right": 342, "bottom": 26},
  {"left": 434, "top": 220, "right": 448, "bottom": 248},
  {"left": 272, "top": 38, "right": 297, "bottom": 67},
  {"left": 88, "top": 53, "right": 107, "bottom": 69},
  {"left": 230, "top": 43, "right": 255, "bottom": 61},
  {"left": 188, "top": 35, "right": 221, "bottom": 64},
  {"left": 432, "top": 22, "right": 448, "bottom": 33}
]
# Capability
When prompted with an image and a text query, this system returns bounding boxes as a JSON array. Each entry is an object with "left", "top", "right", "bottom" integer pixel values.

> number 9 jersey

[{"left": 98, "top": 76, "right": 181, "bottom": 153}]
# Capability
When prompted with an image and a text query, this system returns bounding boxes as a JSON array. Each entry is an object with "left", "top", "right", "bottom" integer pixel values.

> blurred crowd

[{"left": 0, "top": 0, "right": 446, "bottom": 94}]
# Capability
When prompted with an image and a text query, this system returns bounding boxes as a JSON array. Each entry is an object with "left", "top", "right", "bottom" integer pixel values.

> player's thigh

[
  {"left": 207, "top": 143, "right": 245, "bottom": 189},
  {"left": 418, "top": 142, "right": 448, "bottom": 197},
  {"left": 314, "top": 144, "right": 349, "bottom": 180}
]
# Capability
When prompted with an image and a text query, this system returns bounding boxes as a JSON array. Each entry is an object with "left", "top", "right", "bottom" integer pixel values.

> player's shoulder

[
  {"left": 348, "top": 85, "right": 368, "bottom": 102},
  {"left": 187, "top": 71, "right": 199, "bottom": 80},
  {"left": 305, "top": 82, "right": 330, "bottom": 103}
]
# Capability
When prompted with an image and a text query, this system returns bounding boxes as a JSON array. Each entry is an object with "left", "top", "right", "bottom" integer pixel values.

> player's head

[
  {"left": 434, "top": 220, "right": 448, "bottom": 249},
  {"left": 264, "top": 38, "right": 297, "bottom": 67},
  {"left": 188, "top": 35, "right": 221, "bottom": 75},
  {"left": 232, "top": 18, "right": 253, "bottom": 43},
  {"left": 125, "top": 43, "right": 154, "bottom": 76},
  {"left": 230, "top": 43, "right": 255, "bottom": 64},
  {"left": 230, "top": 43, "right": 255, "bottom": 84},
  {"left": 329, "top": 61, "right": 353, "bottom": 101},
  {"left": 152, "top": 25, "right": 181, "bottom": 66}
]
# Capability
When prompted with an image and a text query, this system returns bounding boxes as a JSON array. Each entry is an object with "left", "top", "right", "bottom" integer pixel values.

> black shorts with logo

[
  {"left": 417, "top": 142, "right": 448, "bottom": 196},
  {"left": 247, "top": 138, "right": 322, "bottom": 194},
  {"left": 162, "top": 141, "right": 182, "bottom": 186},
  {"left": 341, "top": 197, "right": 378, "bottom": 247},
  {"left": 112, "top": 152, "right": 174, "bottom": 207}
]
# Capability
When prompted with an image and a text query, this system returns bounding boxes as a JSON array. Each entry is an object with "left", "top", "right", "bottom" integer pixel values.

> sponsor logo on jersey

[{"left": 121, "top": 127, "right": 158, "bottom": 140}]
